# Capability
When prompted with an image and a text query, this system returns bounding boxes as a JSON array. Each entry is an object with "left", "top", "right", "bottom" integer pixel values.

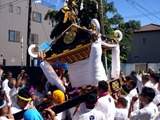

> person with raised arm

[{"left": 38, "top": 51, "right": 66, "bottom": 92}]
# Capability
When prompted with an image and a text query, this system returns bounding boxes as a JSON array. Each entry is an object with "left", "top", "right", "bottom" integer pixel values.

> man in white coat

[
  {"left": 129, "top": 87, "right": 158, "bottom": 120},
  {"left": 73, "top": 92, "right": 105, "bottom": 120},
  {"left": 153, "top": 81, "right": 160, "bottom": 111},
  {"left": 95, "top": 80, "right": 116, "bottom": 120}
]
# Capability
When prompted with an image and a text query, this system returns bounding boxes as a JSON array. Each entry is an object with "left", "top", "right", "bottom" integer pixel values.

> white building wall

[{"left": 0, "top": 0, "right": 53, "bottom": 66}]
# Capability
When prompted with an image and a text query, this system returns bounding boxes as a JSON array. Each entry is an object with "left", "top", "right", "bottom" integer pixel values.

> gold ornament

[
  {"left": 61, "top": 6, "right": 70, "bottom": 13},
  {"left": 64, "top": 31, "right": 76, "bottom": 44},
  {"left": 72, "top": 1, "right": 76, "bottom": 7},
  {"left": 33, "top": 45, "right": 39, "bottom": 52},
  {"left": 91, "top": 23, "right": 96, "bottom": 30}
]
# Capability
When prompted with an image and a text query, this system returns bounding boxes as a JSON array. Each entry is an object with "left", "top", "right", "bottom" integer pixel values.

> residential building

[
  {"left": 127, "top": 24, "right": 160, "bottom": 63},
  {"left": 0, "top": 0, "right": 55, "bottom": 66}
]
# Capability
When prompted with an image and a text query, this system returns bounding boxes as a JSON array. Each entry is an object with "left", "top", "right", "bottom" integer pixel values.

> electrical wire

[
  {"left": 0, "top": 0, "right": 20, "bottom": 7},
  {"left": 152, "top": 0, "right": 160, "bottom": 8},
  {"left": 134, "top": 1, "right": 160, "bottom": 20},
  {"left": 155, "top": 0, "right": 160, "bottom": 6},
  {"left": 143, "top": 0, "right": 157, "bottom": 12},
  {"left": 126, "top": 0, "right": 157, "bottom": 23},
  {"left": 0, "top": 0, "right": 27, "bottom": 10},
  {"left": 123, "top": 11, "right": 160, "bottom": 19}
]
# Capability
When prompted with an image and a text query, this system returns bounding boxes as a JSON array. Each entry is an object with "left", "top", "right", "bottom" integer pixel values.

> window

[
  {"left": 135, "top": 55, "right": 139, "bottom": 60},
  {"left": 9, "top": 3, "right": 13, "bottom": 12},
  {"left": 9, "top": 30, "right": 20, "bottom": 42},
  {"left": 30, "top": 33, "right": 38, "bottom": 44},
  {"left": 17, "top": 6, "right": 21, "bottom": 15},
  {"left": 10, "top": 56, "right": 16, "bottom": 63},
  {"left": 142, "top": 36, "right": 146, "bottom": 44},
  {"left": 32, "top": 11, "right": 42, "bottom": 22}
]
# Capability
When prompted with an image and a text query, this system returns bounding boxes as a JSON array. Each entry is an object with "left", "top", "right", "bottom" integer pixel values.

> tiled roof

[{"left": 135, "top": 24, "right": 160, "bottom": 32}]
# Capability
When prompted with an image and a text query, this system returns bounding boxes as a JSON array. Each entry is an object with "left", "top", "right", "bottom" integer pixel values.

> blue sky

[{"left": 50, "top": 0, "right": 160, "bottom": 26}]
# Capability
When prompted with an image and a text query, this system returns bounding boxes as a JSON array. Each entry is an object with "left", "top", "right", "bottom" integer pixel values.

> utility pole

[
  {"left": 98, "top": 0, "right": 105, "bottom": 35},
  {"left": 98, "top": 0, "right": 107, "bottom": 72},
  {"left": 26, "top": 0, "right": 32, "bottom": 67},
  {"left": 21, "top": 36, "right": 24, "bottom": 68}
]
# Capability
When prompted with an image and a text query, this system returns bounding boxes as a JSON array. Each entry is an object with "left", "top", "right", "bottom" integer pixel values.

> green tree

[
  {"left": 118, "top": 20, "right": 141, "bottom": 62},
  {"left": 102, "top": 1, "right": 141, "bottom": 63}
]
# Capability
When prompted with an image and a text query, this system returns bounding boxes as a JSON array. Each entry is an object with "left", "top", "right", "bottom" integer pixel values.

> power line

[
  {"left": 0, "top": 0, "right": 27, "bottom": 10},
  {"left": 155, "top": 0, "right": 160, "bottom": 6},
  {"left": 123, "top": 11, "right": 160, "bottom": 19},
  {"left": 126, "top": 0, "right": 157, "bottom": 23},
  {"left": 134, "top": 1, "right": 160, "bottom": 20},
  {"left": 143, "top": 0, "right": 157, "bottom": 12},
  {"left": 152, "top": 0, "right": 160, "bottom": 8},
  {"left": 0, "top": 0, "right": 20, "bottom": 7}
]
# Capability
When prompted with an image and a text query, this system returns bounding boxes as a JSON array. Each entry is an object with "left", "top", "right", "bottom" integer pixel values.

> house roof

[{"left": 135, "top": 24, "right": 160, "bottom": 32}]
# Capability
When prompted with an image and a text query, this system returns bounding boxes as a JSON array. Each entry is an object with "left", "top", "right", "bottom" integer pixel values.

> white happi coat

[
  {"left": 95, "top": 94, "right": 116, "bottom": 120},
  {"left": 89, "top": 38, "right": 117, "bottom": 86},
  {"left": 114, "top": 108, "right": 129, "bottom": 120},
  {"left": 153, "top": 88, "right": 160, "bottom": 111},
  {"left": 73, "top": 108, "right": 105, "bottom": 120},
  {"left": 130, "top": 102, "right": 158, "bottom": 120}
]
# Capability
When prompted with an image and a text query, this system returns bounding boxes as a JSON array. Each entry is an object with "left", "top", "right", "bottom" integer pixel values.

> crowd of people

[
  {"left": 0, "top": 51, "right": 159, "bottom": 120},
  {"left": 0, "top": 19, "right": 159, "bottom": 119}
]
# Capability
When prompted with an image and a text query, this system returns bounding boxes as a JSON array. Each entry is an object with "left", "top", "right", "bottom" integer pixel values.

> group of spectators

[{"left": 0, "top": 52, "right": 159, "bottom": 120}]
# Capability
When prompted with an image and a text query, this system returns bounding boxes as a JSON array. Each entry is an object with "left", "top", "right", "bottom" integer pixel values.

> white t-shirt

[
  {"left": 153, "top": 93, "right": 160, "bottom": 111},
  {"left": 2, "top": 79, "right": 12, "bottom": 106},
  {"left": 152, "top": 83, "right": 159, "bottom": 94},
  {"left": 144, "top": 81, "right": 154, "bottom": 88},
  {"left": 9, "top": 98, "right": 29, "bottom": 114},
  {"left": 124, "top": 96, "right": 130, "bottom": 111},
  {"left": 55, "top": 111, "right": 66, "bottom": 120},
  {"left": 9, "top": 87, "right": 19, "bottom": 99},
  {"left": 95, "top": 94, "right": 116, "bottom": 120},
  {"left": 127, "top": 88, "right": 140, "bottom": 111},
  {"left": 130, "top": 102, "right": 158, "bottom": 120},
  {"left": 114, "top": 108, "right": 129, "bottom": 120},
  {"left": 2, "top": 79, "right": 11, "bottom": 93},
  {"left": 127, "top": 88, "right": 137, "bottom": 100},
  {"left": 9, "top": 102, "right": 22, "bottom": 114},
  {"left": 0, "top": 116, "right": 11, "bottom": 120},
  {"left": 73, "top": 108, "right": 105, "bottom": 120}
]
